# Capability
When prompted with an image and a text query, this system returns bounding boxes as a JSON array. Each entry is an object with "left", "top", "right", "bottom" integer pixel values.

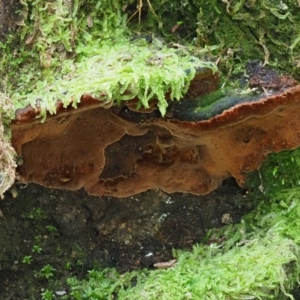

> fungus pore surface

[{"left": 10, "top": 75, "right": 300, "bottom": 197}]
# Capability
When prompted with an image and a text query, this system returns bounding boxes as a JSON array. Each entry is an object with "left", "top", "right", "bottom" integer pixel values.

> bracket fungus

[{"left": 10, "top": 67, "right": 300, "bottom": 197}]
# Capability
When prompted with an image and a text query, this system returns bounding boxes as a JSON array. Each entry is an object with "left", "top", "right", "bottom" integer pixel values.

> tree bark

[{"left": 0, "top": 0, "right": 22, "bottom": 42}]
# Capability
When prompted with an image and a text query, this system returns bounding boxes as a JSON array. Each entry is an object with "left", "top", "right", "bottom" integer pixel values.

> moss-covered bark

[
  {"left": 1, "top": 1, "right": 300, "bottom": 106},
  {"left": 195, "top": 0, "right": 300, "bottom": 79},
  {"left": 0, "top": 0, "right": 220, "bottom": 117}
]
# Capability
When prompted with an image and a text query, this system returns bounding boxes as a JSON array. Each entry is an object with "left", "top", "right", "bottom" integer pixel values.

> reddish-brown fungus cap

[{"left": 11, "top": 72, "right": 300, "bottom": 197}]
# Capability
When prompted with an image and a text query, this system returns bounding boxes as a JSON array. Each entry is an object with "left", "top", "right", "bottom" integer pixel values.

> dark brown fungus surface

[{"left": 10, "top": 70, "right": 300, "bottom": 197}]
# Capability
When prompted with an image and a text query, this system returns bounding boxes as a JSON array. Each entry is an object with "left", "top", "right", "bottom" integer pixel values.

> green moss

[
  {"left": 2, "top": 0, "right": 300, "bottom": 120},
  {"left": 195, "top": 0, "right": 300, "bottom": 79},
  {"left": 3, "top": 0, "right": 300, "bottom": 119},
  {"left": 11, "top": 37, "right": 217, "bottom": 118},
  {"left": 246, "top": 148, "right": 300, "bottom": 195},
  {"left": 1, "top": 0, "right": 129, "bottom": 112},
  {"left": 0, "top": 0, "right": 218, "bottom": 119}
]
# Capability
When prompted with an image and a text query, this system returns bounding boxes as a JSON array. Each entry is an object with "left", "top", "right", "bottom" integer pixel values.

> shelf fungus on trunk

[{"left": 10, "top": 68, "right": 300, "bottom": 197}]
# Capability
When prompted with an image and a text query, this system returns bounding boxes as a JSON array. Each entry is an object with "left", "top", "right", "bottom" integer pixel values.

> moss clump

[
  {"left": 0, "top": 0, "right": 217, "bottom": 119},
  {"left": 247, "top": 148, "right": 300, "bottom": 195},
  {"left": 3, "top": 1, "right": 300, "bottom": 118},
  {"left": 12, "top": 37, "right": 217, "bottom": 117},
  {"left": 3, "top": 0, "right": 300, "bottom": 119},
  {"left": 195, "top": 1, "right": 300, "bottom": 79},
  {"left": 126, "top": 1, "right": 300, "bottom": 80}
]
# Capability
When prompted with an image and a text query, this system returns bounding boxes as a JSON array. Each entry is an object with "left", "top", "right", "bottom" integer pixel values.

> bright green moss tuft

[{"left": 11, "top": 37, "right": 217, "bottom": 117}]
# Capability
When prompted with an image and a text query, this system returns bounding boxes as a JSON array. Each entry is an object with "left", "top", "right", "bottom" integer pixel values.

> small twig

[
  {"left": 154, "top": 259, "right": 177, "bottom": 269},
  {"left": 127, "top": 0, "right": 157, "bottom": 24}
]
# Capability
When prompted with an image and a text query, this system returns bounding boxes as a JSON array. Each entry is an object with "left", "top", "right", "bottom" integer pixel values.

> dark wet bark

[{"left": 0, "top": 0, "right": 22, "bottom": 42}]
